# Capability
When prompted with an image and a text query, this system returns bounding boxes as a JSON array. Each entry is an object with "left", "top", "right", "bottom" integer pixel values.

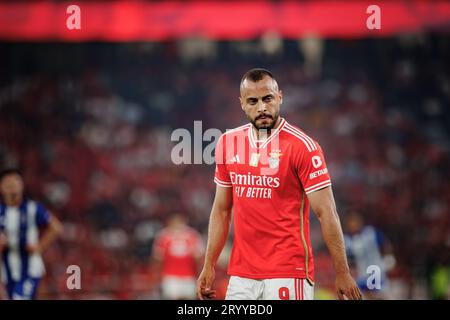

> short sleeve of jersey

[
  {"left": 296, "top": 142, "right": 332, "bottom": 194},
  {"left": 0, "top": 204, "right": 5, "bottom": 231},
  {"left": 214, "top": 134, "right": 232, "bottom": 187},
  {"left": 375, "top": 228, "right": 384, "bottom": 247},
  {"left": 36, "top": 203, "right": 50, "bottom": 228}
]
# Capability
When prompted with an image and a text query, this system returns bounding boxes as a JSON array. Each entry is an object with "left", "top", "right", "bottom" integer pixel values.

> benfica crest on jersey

[
  {"left": 268, "top": 150, "right": 282, "bottom": 169},
  {"left": 268, "top": 157, "right": 279, "bottom": 169}
]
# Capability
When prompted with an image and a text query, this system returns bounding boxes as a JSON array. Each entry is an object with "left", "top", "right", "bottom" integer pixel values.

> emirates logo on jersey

[
  {"left": 230, "top": 172, "right": 280, "bottom": 188},
  {"left": 231, "top": 171, "right": 280, "bottom": 199}
]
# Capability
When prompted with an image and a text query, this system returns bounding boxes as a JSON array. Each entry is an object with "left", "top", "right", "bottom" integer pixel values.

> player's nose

[{"left": 256, "top": 100, "right": 267, "bottom": 112}]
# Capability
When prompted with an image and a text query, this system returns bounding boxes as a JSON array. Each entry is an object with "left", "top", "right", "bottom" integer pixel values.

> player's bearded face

[
  {"left": 247, "top": 108, "right": 280, "bottom": 130},
  {"left": 240, "top": 77, "right": 282, "bottom": 131}
]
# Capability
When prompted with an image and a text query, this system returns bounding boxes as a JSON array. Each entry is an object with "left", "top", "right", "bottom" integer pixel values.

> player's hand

[
  {"left": 335, "top": 272, "right": 362, "bottom": 300},
  {"left": 197, "top": 266, "right": 217, "bottom": 300}
]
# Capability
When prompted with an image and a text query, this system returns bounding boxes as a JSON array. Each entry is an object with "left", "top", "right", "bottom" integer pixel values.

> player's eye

[
  {"left": 263, "top": 95, "right": 273, "bottom": 102},
  {"left": 247, "top": 98, "right": 258, "bottom": 105}
]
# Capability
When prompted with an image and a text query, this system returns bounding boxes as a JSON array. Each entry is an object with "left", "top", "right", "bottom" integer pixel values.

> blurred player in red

[
  {"left": 152, "top": 214, "right": 204, "bottom": 299},
  {"left": 197, "top": 68, "right": 361, "bottom": 300}
]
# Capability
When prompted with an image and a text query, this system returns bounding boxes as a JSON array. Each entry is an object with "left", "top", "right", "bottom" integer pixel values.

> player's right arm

[
  {"left": 0, "top": 224, "right": 6, "bottom": 299},
  {"left": 0, "top": 206, "right": 5, "bottom": 253},
  {"left": 197, "top": 184, "right": 233, "bottom": 300},
  {"left": 0, "top": 232, "right": 6, "bottom": 253}
]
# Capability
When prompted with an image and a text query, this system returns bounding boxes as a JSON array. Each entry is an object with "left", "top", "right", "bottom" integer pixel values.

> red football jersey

[
  {"left": 153, "top": 226, "right": 204, "bottom": 277},
  {"left": 214, "top": 118, "right": 332, "bottom": 283}
]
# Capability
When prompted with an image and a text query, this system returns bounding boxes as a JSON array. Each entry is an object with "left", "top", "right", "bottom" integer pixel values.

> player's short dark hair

[
  {"left": 0, "top": 168, "right": 22, "bottom": 181},
  {"left": 240, "top": 68, "right": 275, "bottom": 86}
]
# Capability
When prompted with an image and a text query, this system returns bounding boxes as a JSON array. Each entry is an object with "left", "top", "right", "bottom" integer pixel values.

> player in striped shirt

[
  {"left": 197, "top": 68, "right": 361, "bottom": 300},
  {"left": 0, "top": 169, "right": 63, "bottom": 300},
  {"left": 344, "top": 211, "right": 394, "bottom": 299}
]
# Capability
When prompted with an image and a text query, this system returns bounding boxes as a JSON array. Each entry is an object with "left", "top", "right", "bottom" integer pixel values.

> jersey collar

[{"left": 248, "top": 117, "right": 286, "bottom": 149}]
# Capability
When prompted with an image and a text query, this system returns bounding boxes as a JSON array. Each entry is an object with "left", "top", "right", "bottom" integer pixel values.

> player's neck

[
  {"left": 252, "top": 117, "right": 282, "bottom": 141},
  {"left": 4, "top": 195, "right": 23, "bottom": 207}
]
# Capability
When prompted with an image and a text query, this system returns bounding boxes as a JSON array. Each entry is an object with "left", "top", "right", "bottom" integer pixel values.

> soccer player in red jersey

[
  {"left": 153, "top": 214, "right": 204, "bottom": 299},
  {"left": 197, "top": 68, "right": 362, "bottom": 300}
]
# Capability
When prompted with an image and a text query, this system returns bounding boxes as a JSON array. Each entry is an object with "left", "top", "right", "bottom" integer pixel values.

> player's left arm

[
  {"left": 308, "top": 186, "right": 362, "bottom": 300},
  {"left": 0, "top": 230, "right": 6, "bottom": 253},
  {"left": 29, "top": 213, "right": 63, "bottom": 254},
  {"left": 0, "top": 219, "right": 6, "bottom": 300},
  {"left": 149, "top": 234, "right": 165, "bottom": 284},
  {"left": 376, "top": 229, "right": 396, "bottom": 271}
]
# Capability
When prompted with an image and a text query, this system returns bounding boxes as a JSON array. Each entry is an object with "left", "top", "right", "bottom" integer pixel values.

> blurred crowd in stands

[{"left": 0, "top": 33, "right": 449, "bottom": 299}]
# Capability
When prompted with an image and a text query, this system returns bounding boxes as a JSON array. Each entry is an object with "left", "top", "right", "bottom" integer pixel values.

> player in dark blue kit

[
  {"left": 0, "top": 169, "right": 63, "bottom": 300},
  {"left": 344, "top": 211, "right": 395, "bottom": 299}
]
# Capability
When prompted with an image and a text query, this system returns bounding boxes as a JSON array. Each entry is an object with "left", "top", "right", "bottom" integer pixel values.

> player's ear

[
  {"left": 279, "top": 90, "right": 283, "bottom": 104},
  {"left": 239, "top": 96, "right": 245, "bottom": 111}
]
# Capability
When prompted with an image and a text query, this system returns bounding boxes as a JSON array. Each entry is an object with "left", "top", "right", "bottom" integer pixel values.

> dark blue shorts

[
  {"left": 6, "top": 278, "right": 41, "bottom": 300},
  {"left": 357, "top": 277, "right": 386, "bottom": 292}
]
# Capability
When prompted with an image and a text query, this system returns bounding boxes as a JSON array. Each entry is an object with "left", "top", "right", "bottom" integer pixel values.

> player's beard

[{"left": 248, "top": 111, "right": 280, "bottom": 131}]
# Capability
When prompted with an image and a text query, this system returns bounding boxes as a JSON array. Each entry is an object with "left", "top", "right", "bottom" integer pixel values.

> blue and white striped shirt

[
  {"left": 344, "top": 226, "right": 386, "bottom": 282},
  {"left": 0, "top": 199, "right": 50, "bottom": 283}
]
